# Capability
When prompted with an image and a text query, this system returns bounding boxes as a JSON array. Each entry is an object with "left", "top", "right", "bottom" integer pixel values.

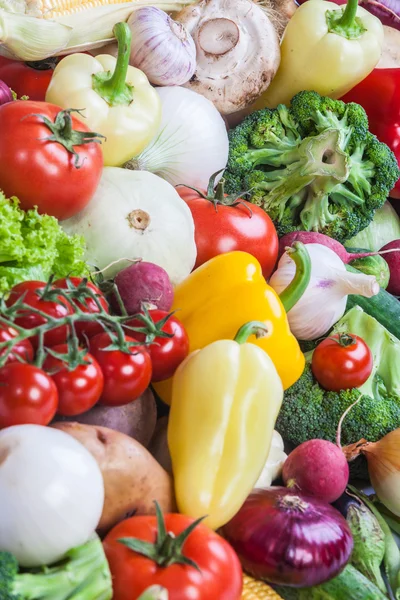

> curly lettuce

[{"left": 0, "top": 193, "right": 88, "bottom": 294}]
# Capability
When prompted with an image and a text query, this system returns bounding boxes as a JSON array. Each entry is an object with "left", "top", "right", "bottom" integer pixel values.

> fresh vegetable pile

[{"left": 0, "top": 0, "right": 400, "bottom": 598}]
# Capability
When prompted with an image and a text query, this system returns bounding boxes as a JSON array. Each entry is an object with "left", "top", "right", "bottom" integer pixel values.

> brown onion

[{"left": 222, "top": 487, "right": 353, "bottom": 588}]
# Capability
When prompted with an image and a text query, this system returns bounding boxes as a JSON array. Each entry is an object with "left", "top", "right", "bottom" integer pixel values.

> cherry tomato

[
  {"left": 0, "top": 57, "right": 57, "bottom": 101},
  {"left": 43, "top": 344, "right": 104, "bottom": 416},
  {"left": 53, "top": 277, "right": 109, "bottom": 341},
  {"left": 311, "top": 333, "right": 373, "bottom": 392},
  {"left": 6, "top": 281, "right": 72, "bottom": 348},
  {"left": 0, "top": 101, "right": 103, "bottom": 220},
  {"left": 0, "top": 324, "right": 34, "bottom": 365},
  {"left": 125, "top": 310, "right": 189, "bottom": 382},
  {"left": 178, "top": 186, "right": 278, "bottom": 278},
  {"left": 103, "top": 512, "right": 243, "bottom": 600},
  {"left": 0, "top": 363, "right": 58, "bottom": 428},
  {"left": 89, "top": 332, "right": 152, "bottom": 407}
]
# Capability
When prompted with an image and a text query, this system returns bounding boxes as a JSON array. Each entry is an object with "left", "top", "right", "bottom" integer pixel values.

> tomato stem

[{"left": 124, "top": 305, "right": 175, "bottom": 345}]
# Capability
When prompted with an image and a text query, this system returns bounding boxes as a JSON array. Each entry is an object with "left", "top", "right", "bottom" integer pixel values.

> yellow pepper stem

[
  {"left": 278, "top": 242, "right": 311, "bottom": 313},
  {"left": 234, "top": 321, "right": 270, "bottom": 344},
  {"left": 326, "top": 0, "right": 367, "bottom": 39},
  {"left": 92, "top": 22, "right": 134, "bottom": 106}
]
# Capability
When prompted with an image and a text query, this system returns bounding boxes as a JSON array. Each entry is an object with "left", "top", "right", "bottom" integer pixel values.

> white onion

[
  {"left": 128, "top": 7, "right": 196, "bottom": 86},
  {"left": 129, "top": 86, "right": 229, "bottom": 190},
  {"left": 0, "top": 425, "right": 104, "bottom": 567}
]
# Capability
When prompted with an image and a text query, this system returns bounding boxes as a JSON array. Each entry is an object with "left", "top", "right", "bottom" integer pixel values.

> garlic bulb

[
  {"left": 127, "top": 7, "right": 196, "bottom": 86},
  {"left": 254, "top": 430, "right": 287, "bottom": 490},
  {"left": 270, "top": 243, "right": 380, "bottom": 341}
]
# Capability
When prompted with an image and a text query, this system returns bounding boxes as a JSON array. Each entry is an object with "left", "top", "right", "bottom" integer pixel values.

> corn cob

[{"left": 242, "top": 574, "right": 285, "bottom": 600}]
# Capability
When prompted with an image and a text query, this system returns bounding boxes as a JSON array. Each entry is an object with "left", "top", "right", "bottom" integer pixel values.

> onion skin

[
  {"left": 0, "top": 80, "right": 13, "bottom": 106},
  {"left": 222, "top": 487, "right": 353, "bottom": 588}
]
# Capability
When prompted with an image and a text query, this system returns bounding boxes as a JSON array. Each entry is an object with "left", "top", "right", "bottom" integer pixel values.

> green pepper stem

[
  {"left": 326, "top": 0, "right": 366, "bottom": 40},
  {"left": 92, "top": 22, "right": 134, "bottom": 106},
  {"left": 337, "top": 0, "right": 358, "bottom": 28},
  {"left": 234, "top": 321, "right": 270, "bottom": 345},
  {"left": 278, "top": 242, "right": 311, "bottom": 313}
]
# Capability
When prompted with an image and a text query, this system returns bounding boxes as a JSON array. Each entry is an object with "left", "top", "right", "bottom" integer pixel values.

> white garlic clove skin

[
  {"left": 127, "top": 7, "right": 197, "bottom": 87},
  {"left": 176, "top": 0, "right": 281, "bottom": 115}
]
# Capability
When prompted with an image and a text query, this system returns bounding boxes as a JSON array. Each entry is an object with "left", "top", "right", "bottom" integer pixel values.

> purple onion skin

[
  {"left": 361, "top": 0, "right": 400, "bottom": 29},
  {"left": 222, "top": 487, "right": 353, "bottom": 588},
  {"left": 111, "top": 261, "right": 174, "bottom": 316},
  {"left": 0, "top": 80, "right": 13, "bottom": 106}
]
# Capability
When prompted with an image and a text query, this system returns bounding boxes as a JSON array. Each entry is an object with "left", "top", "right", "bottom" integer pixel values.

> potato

[
  {"left": 148, "top": 417, "right": 172, "bottom": 475},
  {"left": 52, "top": 388, "right": 157, "bottom": 447},
  {"left": 52, "top": 422, "right": 175, "bottom": 536}
]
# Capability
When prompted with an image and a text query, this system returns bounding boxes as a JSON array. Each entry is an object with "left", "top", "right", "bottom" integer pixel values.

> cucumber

[
  {"left": 348, "top": 255, "right": 390, "bottom": 289},
  {"left": 346, "top": 264, "right": 400, "bottom": 339}
]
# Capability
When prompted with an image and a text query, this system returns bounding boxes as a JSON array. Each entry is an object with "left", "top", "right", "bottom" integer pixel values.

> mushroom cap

[{"left": 176, "top": 0, "right": 281, "bottom": 115}]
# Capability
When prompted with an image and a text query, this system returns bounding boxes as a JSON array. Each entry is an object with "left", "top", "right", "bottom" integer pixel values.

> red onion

[
  {"left": 222, "top": 487, "right": 353, "bottom": 588},
  {"left": 0, "top": 80, "right": 13, "bottom": 106}
]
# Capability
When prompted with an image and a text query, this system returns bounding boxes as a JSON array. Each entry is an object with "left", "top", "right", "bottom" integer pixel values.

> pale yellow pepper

[
  {"left": 168, "top": 321, "right": 284, "bottom": 530},
  {"left": 46, "top": 22, "right": 161, "bottom": 167},
  {"left": 255, "top": 0, "right": 384, "bottom": 109}
]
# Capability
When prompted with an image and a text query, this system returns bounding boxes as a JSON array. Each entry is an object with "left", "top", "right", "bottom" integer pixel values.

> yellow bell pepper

[
  {"left": 254, "top": 0, "right": 384, "bottom": 109},
  {"left": 45, "top": 22, "right": 161, "bottom": 167},
  {"left": 168, "top": 321, "right": 284, "bottom": 530},
  {"left": 153, "top": 249, "right": 307, "bottom": 404}
]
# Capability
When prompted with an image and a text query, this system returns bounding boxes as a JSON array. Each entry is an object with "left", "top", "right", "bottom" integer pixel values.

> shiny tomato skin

[
  {"left": 6, "top": 281, "right": 72, "bottom": 349},
  {"left": 311, "top": 334, "right": 373, "bottom": 392},
  {"left": 0, "top": 324, "right": 34, "bottom": 365},
  {"left": 43, "top": 344, "right": 104, "bottom": 416},
  {"left": 125, "top": 310, "right": 189, "bottom": 382},
  {"left": 103, "top": 513, "right": 243, "bottom": 600},
  {"left": 0, "top": 101, "right": 103, "bottom": 220},
  {"left": 178, "top": 188, "right": 279, "bottom": 277},
  {"left": 0, "top": 57, "right": 56, "bottom": 101},
  {"left": 53, "top": 277, "right": 109, "bottom": 341},
  {"left": 89, "top": 332, "right": 152, "bottom": 407},
  {"left": 0, "top": 363, "right": 58, "bottom": 428}
]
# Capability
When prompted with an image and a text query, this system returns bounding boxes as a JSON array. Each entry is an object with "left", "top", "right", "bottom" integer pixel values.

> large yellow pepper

[
  {"left": 153, "top": 249, "right": 307, "bottom": 404},
  {"left": 254, "top": 0, "right": 384, "bottom": 109},
  {"left": 168, "top": 321, "right": 284, "bottom": 530},
  {"left": 46, "top": 23, "right": 161, "bottom": 167}
]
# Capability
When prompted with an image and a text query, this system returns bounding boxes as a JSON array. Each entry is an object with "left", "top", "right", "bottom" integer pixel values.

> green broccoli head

[
  {"left": 0, "top": 552, "right": 18, "bottom": 600},
  {"left": 224, "top": 91, "right": 400, "bottom": 244}
]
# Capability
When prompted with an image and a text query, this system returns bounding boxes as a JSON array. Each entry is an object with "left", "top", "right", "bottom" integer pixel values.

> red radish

[
  {"left": 380, "top": 239, "right": 400, "bottom": 295},
  {"left": 282, "top": 439, "right": 349, "bottom": 503},
  {"left": 111, "top": 261, "right": 174, "bottom": 316},
  {"left": 278, "top": 231, "right": 377, "bottom": 263}
]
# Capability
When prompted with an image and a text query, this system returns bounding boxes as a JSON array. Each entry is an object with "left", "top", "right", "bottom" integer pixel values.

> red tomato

[
  {"left": 0, "top": 57, "right": 57, "bottom": 101},
  {"left": 125, "top": 310, "right": 189, "bottom": 381},
  {"left": 0, "top": 101, "right": 103, "bottom": 220},
  {"left": 0, "top": 363, "right": 58, "bottom": 427},
  {"left": 178, "top": 186, "right": 278, "bottom": 277},
  {"left": 53, "top": 277, "right": 109, "bottom": 340},
  {"left": 6, "top": 281, "right": 72, "bottom": 348},
  {"left": 89, "top": 332, "right": 152, "bottom": 406},
  {"left": 0, "top": 324, "right": 34, "bottom": 365},
  {"left": 311, "top": 333, "right": 373, "bottom": 392},
  {"left": 103, "top": 512, "right": 243, "bottom": 600},
  {"left": 43, "top": 344, "right": 104, "bottom": 416}
]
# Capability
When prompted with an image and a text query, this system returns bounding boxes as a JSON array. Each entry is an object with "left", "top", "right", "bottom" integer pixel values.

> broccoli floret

[
  {"left": 224, "top": 91, "right": 400, "bottom": 244},
  {"left": 0, "top": 537, "right": 112, "bottom": 600}
]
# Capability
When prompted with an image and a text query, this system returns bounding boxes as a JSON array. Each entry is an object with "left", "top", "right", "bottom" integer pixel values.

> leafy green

[{"left": 0, "top": 193, "right": 88, "bottom": 294}]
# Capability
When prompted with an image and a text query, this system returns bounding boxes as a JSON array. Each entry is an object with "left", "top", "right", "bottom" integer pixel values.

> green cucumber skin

[
  {"left": 345, "top": 265, "right": 400, "bottom": 339},
  {"left": 348, "top": 255, "right": 390, "bottom": 290}
]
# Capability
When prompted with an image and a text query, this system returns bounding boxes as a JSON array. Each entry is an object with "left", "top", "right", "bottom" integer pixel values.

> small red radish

[
  {"left": 278, "top": 231, "right": 376, "bottom": 263},
  {"left": 380, "top": 239, "right": 400, "bottom": 295},
  {"left": 282, "top": 439, "right": 349, "bottom": 503},
  {"left": 111, "top": 261, "right": 174, "bottom": 316}
]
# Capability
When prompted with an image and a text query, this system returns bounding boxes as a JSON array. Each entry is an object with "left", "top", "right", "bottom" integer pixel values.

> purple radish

[
  {"left": 380, "top": 239, "right": 400, "bottom": 295},
  {"left": 278, "top": 231, "right": 378, "bottom": 263},
  {"left": 111, "top": 261, "right": 174, "bottom": 315}
]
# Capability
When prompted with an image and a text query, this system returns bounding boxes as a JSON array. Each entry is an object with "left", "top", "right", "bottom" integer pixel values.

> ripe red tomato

[
  {"left": 6, "top": 281, "right": 72, "bottom": 348},
  {"left": 0, "top": 363, "right": 58, "bottom": 428},
  {"left": 311, "top": 333, "right": 373, "bottom": 392},
  {"left": 178, "top": 186, "right": 278, "bottom": 277},
  {"left": 0, "top": 324, "right": 34, "bottom": 365},
  {"left": 89, "top": 332, "right": 152, "bottom": 407},
  {"left": 103, "top": 512, "right": 243, "bottom": 600},
  {"left": 43, "top": 344, "right": 104, "bottom": 416},
  {"left": 125, "top": 310, "right": 189, "bottom": 381},
  {"left": 53, "top": 277, "right": 109, "bottom": 341},
  {"left": 0, "top": 101, "right": 103, "bottom": 220},
  {"left": 0, "top": 57, "right": 57, "bottom": 101}
]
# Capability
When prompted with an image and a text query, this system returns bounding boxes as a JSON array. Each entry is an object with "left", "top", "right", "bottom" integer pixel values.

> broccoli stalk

[
  {"left": 0, "top": 536, "right": 112, "bottom": 600},
  {"left": 225, "top": 91, "right": 400, "bottom": 243}
]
